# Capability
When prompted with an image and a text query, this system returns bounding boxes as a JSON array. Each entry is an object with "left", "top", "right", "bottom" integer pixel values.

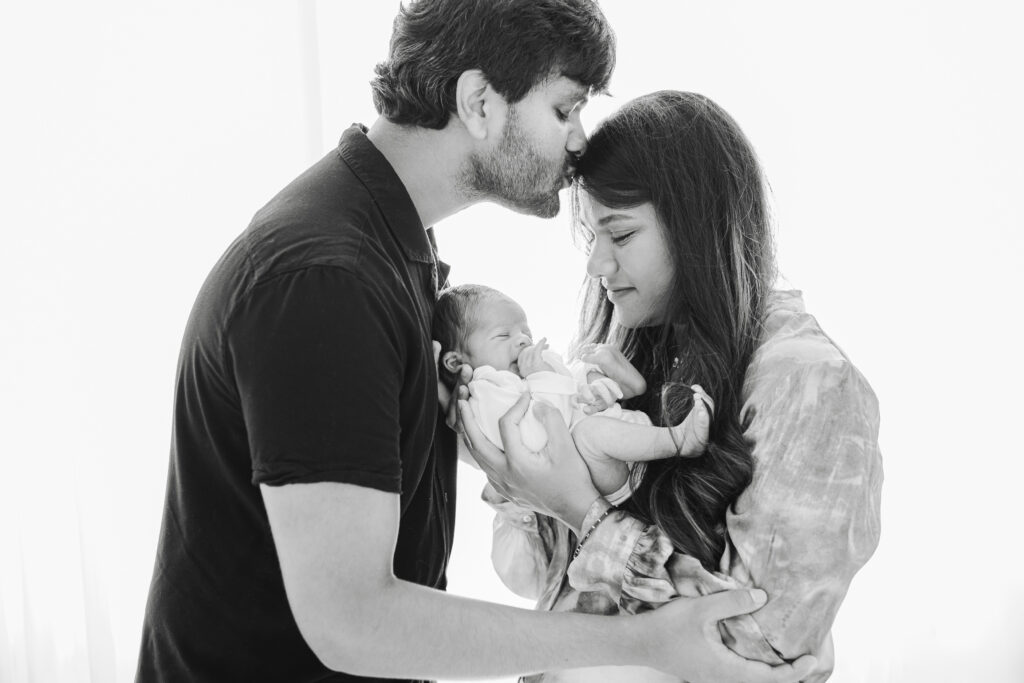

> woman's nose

[{"left": 586, "top": 238, "right": 615, "bottom": 279}]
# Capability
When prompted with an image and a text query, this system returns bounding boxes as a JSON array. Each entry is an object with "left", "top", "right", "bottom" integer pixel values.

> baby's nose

[{"left": 515, "top": 334, "right": 532, "bottom": 349}]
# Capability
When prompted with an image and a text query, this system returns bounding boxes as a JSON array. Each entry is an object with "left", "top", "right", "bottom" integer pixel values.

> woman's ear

[
  {"left": 454, "top": 69, "right": 504, "bottom": 141},
  {"left": 441, "top": 350, "right": 465, "bottom": 374}
]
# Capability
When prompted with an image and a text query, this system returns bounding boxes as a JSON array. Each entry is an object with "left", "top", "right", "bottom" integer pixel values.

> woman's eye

[
  {"left": 556, "top": 109, "right": 569, "bottom": 122},
  {"left": 611, "top": 231, "right": 636, "bottom": 245}
]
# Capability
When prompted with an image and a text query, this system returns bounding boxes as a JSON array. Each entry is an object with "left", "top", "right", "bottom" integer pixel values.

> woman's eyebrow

[{"left": 598, "top": 213, "right": 635, "bottom": 226}]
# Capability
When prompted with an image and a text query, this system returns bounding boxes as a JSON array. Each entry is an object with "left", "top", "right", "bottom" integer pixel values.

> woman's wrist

[{"left": 563, "top": 493, "right": 609, "bottom": 536}]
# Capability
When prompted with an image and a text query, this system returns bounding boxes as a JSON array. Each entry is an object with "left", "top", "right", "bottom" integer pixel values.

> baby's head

[{"left": 433, "top": 284, "right": 534, "bottom": 391}]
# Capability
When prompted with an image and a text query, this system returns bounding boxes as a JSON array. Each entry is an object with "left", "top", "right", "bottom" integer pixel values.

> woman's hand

[
  {"left": 458, "top": 392, "right": 600, "bottom": 533},
  {"left": 578, "top": 343, "right": 647, "bottom": 399}
]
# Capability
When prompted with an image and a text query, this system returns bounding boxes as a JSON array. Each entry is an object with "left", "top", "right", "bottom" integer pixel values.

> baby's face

[{"left": 462, "top": 296, "right": 534, "bottom": 375}]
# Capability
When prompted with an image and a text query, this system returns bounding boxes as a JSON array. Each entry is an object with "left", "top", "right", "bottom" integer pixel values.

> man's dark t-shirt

[{"left": 136, "top": 125, "right": 457, "bottom": 682}]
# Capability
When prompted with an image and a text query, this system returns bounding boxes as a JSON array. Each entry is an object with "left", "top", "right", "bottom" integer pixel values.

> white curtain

[{"left": 2, "top": 2, "right": 1022, "bottom": 682}]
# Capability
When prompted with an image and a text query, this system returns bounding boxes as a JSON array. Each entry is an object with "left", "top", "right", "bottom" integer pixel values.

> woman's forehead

[{"left": 580, "top": 194, "right": 656, "bottom": 229}]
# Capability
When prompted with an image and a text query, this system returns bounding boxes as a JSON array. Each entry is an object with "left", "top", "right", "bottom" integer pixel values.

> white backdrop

[{"left": 1, "top": 1, "right": 1022, "bottom": 681}]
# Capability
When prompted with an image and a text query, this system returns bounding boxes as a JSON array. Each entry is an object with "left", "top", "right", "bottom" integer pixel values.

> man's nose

[{"left": 566, "top": 117, "right": 587, "bottom": 158}]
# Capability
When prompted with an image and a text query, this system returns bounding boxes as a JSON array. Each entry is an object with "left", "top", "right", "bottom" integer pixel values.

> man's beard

[{"left": 462, "top": 108, "right": 570, "bottom": 218}]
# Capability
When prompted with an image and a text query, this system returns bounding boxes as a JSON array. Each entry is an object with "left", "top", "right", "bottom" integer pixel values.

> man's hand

[
  {"left": 458, "top": 391, "right": 600, "bottom": 533},
  {"left": 433, "top": 340, "right": 472, "bottom": 430},
  {"left": 578, "top": 343, "right": 647, "bottom": 399},
  {"left": 640, "top": 589, "right": 818, "bottom": 682},
  {"left": 516, "top": 338, "right": 554, "bottom": 376}
]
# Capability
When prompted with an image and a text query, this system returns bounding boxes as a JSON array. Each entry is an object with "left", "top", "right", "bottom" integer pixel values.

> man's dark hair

[{"left": 371, "top": 0, "right": 616, "bottom": 129}]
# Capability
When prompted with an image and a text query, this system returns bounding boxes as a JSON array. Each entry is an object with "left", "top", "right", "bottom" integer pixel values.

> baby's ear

[{"left": 441, "top": 350, "right": 464, "bottom": 374}]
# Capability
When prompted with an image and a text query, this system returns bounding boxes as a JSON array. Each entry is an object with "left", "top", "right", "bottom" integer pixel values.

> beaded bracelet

[{"left": 572, "top": 504, "right": 617, "bottom": 559}]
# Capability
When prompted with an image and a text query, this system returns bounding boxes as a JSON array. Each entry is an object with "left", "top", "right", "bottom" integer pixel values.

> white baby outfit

[{"left": 467, "top": 350, "right": 649, "bottom": 504}]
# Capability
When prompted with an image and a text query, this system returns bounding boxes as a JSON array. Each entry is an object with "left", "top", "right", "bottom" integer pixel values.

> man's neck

[{"left": 366, "top": 117, "right": 474, "bottom": 229}]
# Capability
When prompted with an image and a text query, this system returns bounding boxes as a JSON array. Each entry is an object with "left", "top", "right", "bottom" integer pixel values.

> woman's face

[{"left": 581, "top": 194, "right": 675, "bottom": 328}]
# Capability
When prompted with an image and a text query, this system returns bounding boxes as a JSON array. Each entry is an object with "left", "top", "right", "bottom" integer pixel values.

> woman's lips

[{"left": 606, "top": 287, "right": 635, "bottom": 303}]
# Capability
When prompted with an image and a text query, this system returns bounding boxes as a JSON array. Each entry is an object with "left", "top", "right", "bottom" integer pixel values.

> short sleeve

[{"left": 228, "top": 266, "right": 404, "bottom": 491}]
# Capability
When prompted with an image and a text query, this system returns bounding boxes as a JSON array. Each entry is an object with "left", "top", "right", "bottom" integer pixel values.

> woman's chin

[{"left": 614, "top": 311, "right": 644, "bottom": 329}]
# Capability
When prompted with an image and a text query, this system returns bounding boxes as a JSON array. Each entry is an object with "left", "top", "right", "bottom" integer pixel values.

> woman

[{"left": 462, "top": 90, "right": 882, "bottom": 682}]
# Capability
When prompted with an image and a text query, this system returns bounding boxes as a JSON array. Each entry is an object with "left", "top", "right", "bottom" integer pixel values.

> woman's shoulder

[{"left": 743, "top": 290, "right": 877, "bottom": 415}]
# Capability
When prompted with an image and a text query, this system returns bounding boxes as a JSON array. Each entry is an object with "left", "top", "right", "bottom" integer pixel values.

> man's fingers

[
  {"left": 697, "top": 588, "right": 770, "bottom": 622},
  {"left": 732, "top": 653, "right": 819, "bottom": 683},
  {"left": 785, "top": 655, "right": 819, "bottom": 681},
  {"left": 692, "top": 590, "right": 819, "bottom": 683},
  {"left": 445, "top": 364, "right": 473, "bottom": 429}
]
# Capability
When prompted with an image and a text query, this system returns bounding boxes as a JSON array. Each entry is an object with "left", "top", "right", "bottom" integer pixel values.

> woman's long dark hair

[{"left": 571, "top": 91, "right": 776, "bottom": 570}]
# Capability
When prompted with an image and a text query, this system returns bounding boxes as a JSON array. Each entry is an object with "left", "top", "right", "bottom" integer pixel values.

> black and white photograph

[{"left": 1, "top": 1, "right": 1021, "bottom": 681}]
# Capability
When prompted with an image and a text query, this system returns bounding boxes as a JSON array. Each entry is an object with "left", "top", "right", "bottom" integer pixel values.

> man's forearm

[{"left": 315, "top": 576, "right": 643, "bottom": 678}]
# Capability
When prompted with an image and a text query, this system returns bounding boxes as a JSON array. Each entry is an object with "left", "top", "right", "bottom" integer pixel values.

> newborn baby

[{"left": 433, "top": 284, "right": 711, "bottom": 503}]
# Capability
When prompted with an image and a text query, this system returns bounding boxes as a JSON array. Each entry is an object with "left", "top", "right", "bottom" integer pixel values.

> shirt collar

[{"left": 336, "top": 124, "right": 435, "bottom": 265}]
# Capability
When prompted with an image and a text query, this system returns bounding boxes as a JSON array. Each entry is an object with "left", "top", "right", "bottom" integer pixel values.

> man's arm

[
  {"left": 261, "top": 479, "right": 813, "bottom": 681},
  {"left": 262, "top": 480, "right": 592, "bottom": 678}
]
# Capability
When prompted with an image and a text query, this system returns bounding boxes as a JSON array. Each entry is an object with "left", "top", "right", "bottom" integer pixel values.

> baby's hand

[
  {"left": 576, "top": 377, "right": 624, "bottom": 415},
  {"left": 578, "top": 343, "right": 647, "bottom": 399},
  {"left": 516, "top": 338, "right": 554, "bottom": 376}
]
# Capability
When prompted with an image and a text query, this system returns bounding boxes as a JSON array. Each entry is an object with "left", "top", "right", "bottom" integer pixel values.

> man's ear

[
  {"left": 455, "top": 69, "right": 504, "bottom": 141},
  {"left": 441, "top": 350, "right": 465, "bottom": 374}
]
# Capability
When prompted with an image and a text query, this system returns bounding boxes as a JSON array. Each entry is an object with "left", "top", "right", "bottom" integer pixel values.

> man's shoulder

[{"left": 243, "top": 150, "right": 383, "bottom": 278}]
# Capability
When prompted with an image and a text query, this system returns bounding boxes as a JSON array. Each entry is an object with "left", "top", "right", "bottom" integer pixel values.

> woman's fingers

[
  {"left": 495, "top": 391, "right": 533, "bottom": 454},
  {"left": 458, "top": 398, "right": 508, "bottom": 472},
  {"left": 531, "top": 402, "right": 576, "bottom": 462}
]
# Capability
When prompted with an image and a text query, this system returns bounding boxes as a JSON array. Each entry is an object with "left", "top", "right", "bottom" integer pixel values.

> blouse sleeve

[
  {"left": 722, "top": 352, "right": 883, "bottom": 662},
  {"left": 482, "top": 483, "right": 573, "bottom": 601}
]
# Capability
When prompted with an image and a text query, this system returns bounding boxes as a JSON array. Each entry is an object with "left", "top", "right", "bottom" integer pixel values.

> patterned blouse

[{"left": 486, "top": 290, "right": 883, "bottom": 682}]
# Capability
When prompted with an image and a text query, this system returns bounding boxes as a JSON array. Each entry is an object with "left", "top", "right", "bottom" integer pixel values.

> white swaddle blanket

[
  {"left": 467, "top": 350, "right": 579, "bottom": 453},
  {"left": 467, "top": 349, "right": 650, "bottom": 506}
]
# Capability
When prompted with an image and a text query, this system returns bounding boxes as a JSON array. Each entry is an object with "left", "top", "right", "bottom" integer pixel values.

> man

[{"left": 136, "top": 1, "right": 816, "bottom": 681}]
